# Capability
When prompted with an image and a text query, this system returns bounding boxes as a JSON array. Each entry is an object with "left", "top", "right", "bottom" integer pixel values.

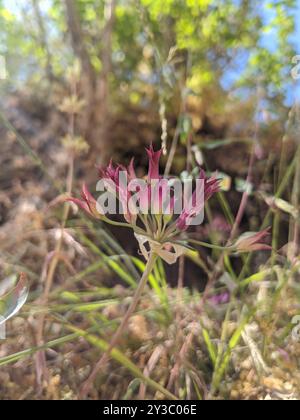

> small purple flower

[
  {"left": 176, "top": 170, "right": 220, "bottom": 231},
  {"left": 146, "top": 145, "right": 162, "bottom": 181},
  {"left": 234, "top": 228, "right": 272, "bottom": 252},
  {"left": 68, "top": 183, "right": 100, "bottom": 218},
  {"left": 67, "top": 146, "right": 220, "bottom": 263},
  {"left": 209, "top": 292, "right": 230, "bottom": 305}
]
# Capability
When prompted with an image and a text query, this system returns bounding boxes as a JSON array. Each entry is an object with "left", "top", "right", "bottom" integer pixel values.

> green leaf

[{"left": 202, "top": 328, "right": 217, "bottom": 366}]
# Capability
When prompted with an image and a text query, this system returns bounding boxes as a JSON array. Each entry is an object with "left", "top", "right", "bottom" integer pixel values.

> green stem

[{"left": 187, "top": 239, "right": 234, "bottom": 252}]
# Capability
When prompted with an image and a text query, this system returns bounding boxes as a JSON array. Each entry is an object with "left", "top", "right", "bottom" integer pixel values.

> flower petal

[
  {"left": 146, "top": 145, "right": 162, "bottom": 181},
  {"left": 235, "top": 228, "right": 271, "bottom": 252}
]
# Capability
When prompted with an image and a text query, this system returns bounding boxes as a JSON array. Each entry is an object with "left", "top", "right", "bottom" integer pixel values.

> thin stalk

[
  {"left": 288, "top": 146, "right": 300, "bottom": 260},
  {"left": 80, "top": 252, "right": 158, "bottom": 399},
  {"left": 187, "top": 239, "right": 234, "bottom": 251}
]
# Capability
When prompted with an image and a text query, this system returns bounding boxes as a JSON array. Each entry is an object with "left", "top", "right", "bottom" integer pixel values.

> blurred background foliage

[{"left": 0, "top": 0, "right": 298, "bottom": 167}]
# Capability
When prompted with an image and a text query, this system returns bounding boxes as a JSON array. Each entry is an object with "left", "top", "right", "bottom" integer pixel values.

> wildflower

[
  {"left": 234, "top": 228, "right": 272, "bottom": 253},
  {"left": 68, "top": 146, "right": 220, "bottom": 264},
  {"left": 69, "top": 146, "right": 221, "bottom": 398},
  {"left": 146, "top": 144, "right": 162, "bottom": 181},
  {"left": 209, "top": 291, "right": 230, "bottom": 305},
  {"left": 68, "top": 183, "right": 100, "bottom": 219},
  {"left": 176, "top": 169, "right": 220, "bottom": 231}
]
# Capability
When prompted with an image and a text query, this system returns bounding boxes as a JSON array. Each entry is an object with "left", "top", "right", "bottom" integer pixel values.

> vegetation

[{"left": 0, "top": 0, "right": 299, "bottom": 400}]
